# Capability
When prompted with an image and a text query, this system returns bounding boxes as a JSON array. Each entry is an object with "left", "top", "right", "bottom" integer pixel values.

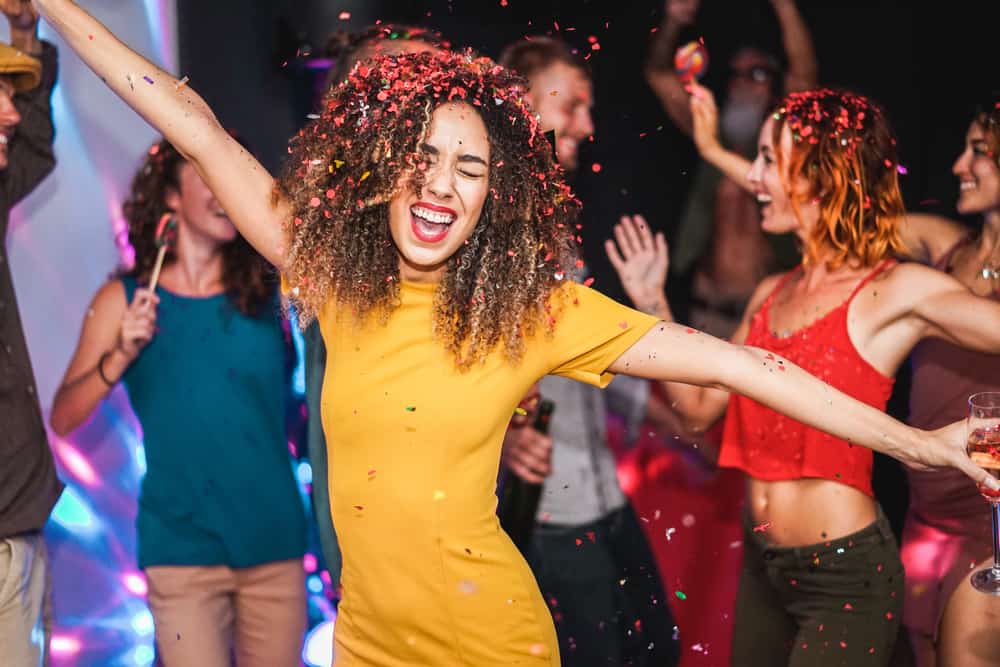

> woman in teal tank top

[{"left": 51, "top": 140, "right": 307, "bottom": 667}]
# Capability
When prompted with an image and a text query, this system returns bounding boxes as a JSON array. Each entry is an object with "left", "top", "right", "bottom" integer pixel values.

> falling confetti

[
  {"left": 674, "top": 591, "right": 687, "bottom": 600},
  {"left": 338, "top": 10, "right": 351, "bottom": 20}
]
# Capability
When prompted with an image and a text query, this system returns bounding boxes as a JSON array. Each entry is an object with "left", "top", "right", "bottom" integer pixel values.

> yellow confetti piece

[
  {"left": 514, "top": 407, "right": 527, "bottom": 416},
  {"left": 334, "top": 159, "right": 345, "bottom": 168},
  {"left": 360, "top": 170, "right": 371, "bottom": 181}
]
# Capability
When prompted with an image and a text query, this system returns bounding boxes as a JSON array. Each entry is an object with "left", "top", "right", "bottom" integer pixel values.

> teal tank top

[{"left": 122, "top": 277, "right": 306, "bottom": 569}]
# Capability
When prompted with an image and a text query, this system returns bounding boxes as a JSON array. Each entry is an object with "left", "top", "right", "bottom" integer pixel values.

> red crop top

[{"left": 718, "top": 260, "right": 896, "bottom": 497}]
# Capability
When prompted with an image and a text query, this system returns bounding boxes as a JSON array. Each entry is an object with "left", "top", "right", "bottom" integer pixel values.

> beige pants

[
  {"left": 145, "top": 559, "right": 306, "bottom": 667},
  {"left": 0, "top": 533, "right": 52, "bottom": 667}
]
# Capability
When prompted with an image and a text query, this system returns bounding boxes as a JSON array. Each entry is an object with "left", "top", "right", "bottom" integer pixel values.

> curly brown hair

[
  {"left": 277, "top": 50, "right": 582, "bottom": 368},
  {"left": 122, "top": 138, "right": 274, "bottom": 316},
  {"left": 771, "top": 88, "right": 905, "bottom": 269}
]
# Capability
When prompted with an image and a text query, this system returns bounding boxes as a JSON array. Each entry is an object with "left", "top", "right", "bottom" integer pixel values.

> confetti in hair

[
  {"left": 277, "top": 50, "right": 581, "bottom": 369},
  {"left": 771, "top": 88, "right": 905, "bottom": 269}
]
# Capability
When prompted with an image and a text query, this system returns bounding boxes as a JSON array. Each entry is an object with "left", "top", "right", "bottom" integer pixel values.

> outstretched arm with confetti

[
  {"left": 608, "top": 319, "right": 999, "bottom": 492},
  {"left": 33, "top": 0, "right": 288, "bottom": 266}
]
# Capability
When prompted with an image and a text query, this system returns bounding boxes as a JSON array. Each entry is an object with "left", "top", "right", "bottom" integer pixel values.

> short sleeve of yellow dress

[{"left": 312, "top": 278, "right": 658, "bottom": 666}]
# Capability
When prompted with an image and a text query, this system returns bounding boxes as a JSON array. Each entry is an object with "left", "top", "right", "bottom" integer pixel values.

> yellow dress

[{"left": 317, "top": 280, "right": 658, "bottom": 666}]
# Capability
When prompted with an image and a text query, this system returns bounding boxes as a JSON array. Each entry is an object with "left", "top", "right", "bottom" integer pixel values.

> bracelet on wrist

[{"left": 97, "top": 351, "right": 118, "bottom": 387}]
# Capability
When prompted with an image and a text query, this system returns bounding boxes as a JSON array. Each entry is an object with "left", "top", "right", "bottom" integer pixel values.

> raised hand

[
  {"left": 605, "top": 215, "right": 671, "bottom": 319},
  {"left": 665, "top": 0, "right": 700, "bottom": 27},
  {"left": 0, "top": 0, "right": 39, "bottom": 31},
  {"left": 688, "top": 81, "right": 722, "bottom": 159},
  {"left": 117, "top": 288, "right": 159, "bottom": 361}
]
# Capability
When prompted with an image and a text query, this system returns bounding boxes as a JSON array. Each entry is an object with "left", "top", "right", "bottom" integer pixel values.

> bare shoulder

[
  {"left": 745, "top": 273, "right": 786, "bottom": 314},
  {"left": 90, "top": 279, "right": 129, "bottom": 317},
  {"left": 900, "top": 213, "right": 967, "bottom": 264},
  {"left": 876, "top": 261, "right": 963, "bottom": 301}
]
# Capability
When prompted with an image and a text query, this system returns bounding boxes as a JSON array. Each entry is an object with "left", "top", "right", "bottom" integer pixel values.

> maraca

[
  {"left": 674, "top": 40, "right": 709, "bottom": 82},
  {"left": 148, "top": 213, "right": 177, "bottom": 292}
]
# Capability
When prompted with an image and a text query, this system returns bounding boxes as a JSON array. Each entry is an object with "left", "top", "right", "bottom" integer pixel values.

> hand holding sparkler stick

[{"left": 148, "top": 213, "right": 177, "bottom": 292}]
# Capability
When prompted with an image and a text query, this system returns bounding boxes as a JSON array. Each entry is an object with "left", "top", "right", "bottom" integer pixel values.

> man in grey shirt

[{"left": 499, "top": 37, "right": 679, "bottom": 667}]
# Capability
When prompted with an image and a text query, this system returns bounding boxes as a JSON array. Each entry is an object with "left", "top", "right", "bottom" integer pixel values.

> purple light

[{"left": 122, "top": 572, "right": 148, "bottom": 597}]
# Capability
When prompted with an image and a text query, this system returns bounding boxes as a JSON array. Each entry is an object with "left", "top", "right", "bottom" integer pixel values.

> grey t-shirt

[{"left": 535, "top": 374, "right": 649, "bottom": 526}]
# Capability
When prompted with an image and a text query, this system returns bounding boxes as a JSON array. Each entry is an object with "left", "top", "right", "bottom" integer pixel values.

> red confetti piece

[
  {"left": 583, "top": 277, "right": 595, "bottom": 287},
  {"left": 591, "top": 162, "right": 602, "bottom": 173},
  {"left": 685, "top": 327, "right": 695, "bottom": 334},
  {"left": 752, "top": 521, "right": 771, "bottom": 532},
  {"left": 338, "top": 11, "right": 351, "bottom": 20},
  {"left": 575, "top": 538, "right": 583, "bottom": 546},
  {"left": 843, "top": 602, "right": 853, "bottom": 610}
]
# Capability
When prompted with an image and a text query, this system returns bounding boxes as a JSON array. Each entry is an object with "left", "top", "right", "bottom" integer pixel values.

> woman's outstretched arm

[
  {"left": 34, "top": 0, "right": 288, "bottom": 266},
  {"left": 609, "top": 321, "right": 997, "bottom": 489}
]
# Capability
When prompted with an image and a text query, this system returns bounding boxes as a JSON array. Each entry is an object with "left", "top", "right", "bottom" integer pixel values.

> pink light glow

[
  {"left": 303, "top": 553, "right": 318, "bottom": 573},
  {"left": 122, "top": 572, "right": 148, "bottom": 596},
  {"left": 53, "top": 440, "right": 100, "bottom": 488},
  {"left": 50, "top": 635, "right": 82, "bottom": 656}
]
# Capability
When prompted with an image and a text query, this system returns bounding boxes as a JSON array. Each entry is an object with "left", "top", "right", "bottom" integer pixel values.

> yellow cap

[{"left": 0, "top": 42, "right": 42, "bottom": 92}]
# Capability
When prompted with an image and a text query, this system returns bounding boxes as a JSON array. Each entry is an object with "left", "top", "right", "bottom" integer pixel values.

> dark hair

[
  {"left": 121, "top": 138, "right": 274, "bottom": 316},
  {"left": 972, "top": 93, "right": 1000, "bottom": 162},
  {"left": 498, "top": 36, "right": 589, "bottom": 82},
  {"left": 324, "top": 24, "right": 449, "bottom": 91},
  {"left": 277, "top": 50, "right": 581, "bottom": 369}
]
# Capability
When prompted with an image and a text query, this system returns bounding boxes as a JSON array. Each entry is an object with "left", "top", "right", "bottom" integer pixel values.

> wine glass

[{"left": 967, "top": 392, "right": 1000, "bottom": 594}]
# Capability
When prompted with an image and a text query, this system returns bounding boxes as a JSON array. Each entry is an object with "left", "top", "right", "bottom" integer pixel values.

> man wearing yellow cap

[{"left": 0, "top": 1, "right": 61, "bottom": 666}]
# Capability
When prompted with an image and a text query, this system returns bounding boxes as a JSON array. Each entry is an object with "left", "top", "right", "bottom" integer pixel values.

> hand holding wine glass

[{"left": 966, "top": 392, "right": 1000, "bottom": 594}]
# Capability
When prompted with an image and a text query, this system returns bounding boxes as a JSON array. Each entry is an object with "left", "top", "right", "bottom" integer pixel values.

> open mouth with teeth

[
  {"left": 755, "top": 192, "right": 772, "bottom": 213},
  {"left": 960, "top": 181, "right": 977, "bottom": 193},
  {"left": 410, "top": 202, "right": 457, "bottom": 243}
]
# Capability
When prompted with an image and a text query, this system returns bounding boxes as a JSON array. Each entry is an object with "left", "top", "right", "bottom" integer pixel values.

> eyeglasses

[{"left": 729, "top": 66, "right": 777, "bottom": 84}]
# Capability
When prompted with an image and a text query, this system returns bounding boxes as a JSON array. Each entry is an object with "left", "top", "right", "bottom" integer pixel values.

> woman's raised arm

[{"left": 34, "top": 0, "right": 288, "bottom": 266}]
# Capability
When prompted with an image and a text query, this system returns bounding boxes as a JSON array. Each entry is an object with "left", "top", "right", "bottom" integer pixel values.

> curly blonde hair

[
  {"left": 276, "top": 50, "right": 581, "bottom": 368},
  {"left": 771, "top": 88, "right": 905, "bottom": 269}
]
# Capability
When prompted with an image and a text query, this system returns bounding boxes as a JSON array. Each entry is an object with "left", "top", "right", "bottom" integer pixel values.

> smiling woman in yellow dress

[{"left": 31, "top": 1, "right": 1000, "bottom": 664}]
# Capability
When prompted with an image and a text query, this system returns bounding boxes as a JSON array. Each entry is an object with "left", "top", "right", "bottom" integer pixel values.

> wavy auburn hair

[
  {"left": 122, "top": 139, "right": 273, "bottom": 316},
  {"left": 276, "top": 50, "right": 581, "bottom": 368},
  {"left": 771, "top": 88, "right": 905, "bottom": 269}
]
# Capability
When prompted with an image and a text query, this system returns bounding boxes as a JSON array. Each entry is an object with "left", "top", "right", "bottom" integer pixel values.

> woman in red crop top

[{"left": 606, "top": 87, "right": 1000, "bottom": 666}]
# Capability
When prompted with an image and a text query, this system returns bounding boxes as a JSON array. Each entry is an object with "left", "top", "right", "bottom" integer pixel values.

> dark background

[{"left": 176, "top": 0, "right": 994, "bottom": 535}]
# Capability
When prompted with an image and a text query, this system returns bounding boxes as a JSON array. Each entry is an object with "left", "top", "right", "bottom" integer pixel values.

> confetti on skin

[
  {"left": 174, "top": 76, "right": 189, "bottom": 90},
  {"left": 752, "top": 521, "right": 771, "bottom": 533},
  {"left": 685, "top": 327, "right": 695, "bottom": 334},
  {"left": 143, "top": 76, "right": 154, "bottom": 85}
]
